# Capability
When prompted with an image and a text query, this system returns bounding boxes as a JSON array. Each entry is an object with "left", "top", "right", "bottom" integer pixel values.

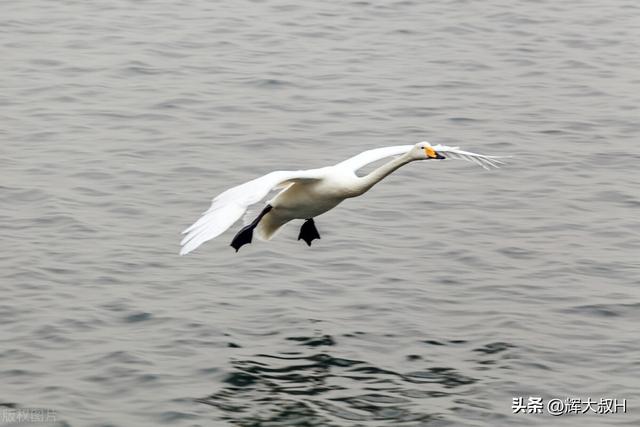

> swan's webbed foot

[
  {"left": 230, "top": 204, "right": 272, "bottom": 252},
  {"left": 230, "top": 224, "right": 254, "bottom": 252},
  {"left": 298, "top": 218, "right": 321, "bottom": 246}
]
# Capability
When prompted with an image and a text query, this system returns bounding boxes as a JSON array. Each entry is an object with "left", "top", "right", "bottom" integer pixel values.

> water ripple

[{"left": 197, "top": 334, "right": 486, "bottom": 426}]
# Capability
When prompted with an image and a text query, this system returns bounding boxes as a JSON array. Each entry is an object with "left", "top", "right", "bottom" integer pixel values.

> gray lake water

[{"left": 2, "top": 0, "right": 639, "bottom": 426}]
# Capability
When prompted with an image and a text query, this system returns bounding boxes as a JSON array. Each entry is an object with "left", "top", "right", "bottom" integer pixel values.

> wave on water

[{"left": 195, "top": 333, "right": 504, "bottom": 426}]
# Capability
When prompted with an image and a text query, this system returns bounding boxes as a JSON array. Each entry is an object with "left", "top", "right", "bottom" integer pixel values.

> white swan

[{"left": 180, "top": 141, "right": 505, "bottom": 255}]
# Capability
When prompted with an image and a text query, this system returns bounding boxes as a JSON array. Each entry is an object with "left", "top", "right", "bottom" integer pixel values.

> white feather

[
  {"left": 179, "top": 169, "right": 326, "bottom": 255},
  {"left": 336, "top": 143, "right": 507, "bottom": 172},
  {"left": 336, "top": 145, "right": 413, "bottom": 171}
]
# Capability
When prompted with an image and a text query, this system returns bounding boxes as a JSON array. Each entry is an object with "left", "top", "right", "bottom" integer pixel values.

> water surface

[{"left": 2, "top": 0, "right": 639, "bottom": 426}]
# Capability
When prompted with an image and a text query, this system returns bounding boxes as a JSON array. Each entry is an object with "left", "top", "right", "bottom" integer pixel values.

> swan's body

[{"left": 180, "top": 142, "right": 505, "bottom": 255}]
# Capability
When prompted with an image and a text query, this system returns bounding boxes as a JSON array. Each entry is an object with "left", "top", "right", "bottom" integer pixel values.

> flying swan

[{"left": 180, "top": 142, "right": 505, "bottom": 255}]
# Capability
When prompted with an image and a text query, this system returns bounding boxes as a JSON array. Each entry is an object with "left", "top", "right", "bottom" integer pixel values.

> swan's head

[{"left": 412, "top": 141, "right": 445, "bottom": 160}]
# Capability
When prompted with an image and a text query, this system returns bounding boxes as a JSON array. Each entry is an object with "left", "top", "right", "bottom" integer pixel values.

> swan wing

[
  {"left": 336, "top": 145, "right": 413, "bottom": 171},
  {"left": 180, "top": 168, "right": 326, "bottom": 255},
  {"left": 431, "top": 144, "right": 508, "bottom": 170},
  {"left": 335, "top": 143, "right": 507, "bottom": 171}
]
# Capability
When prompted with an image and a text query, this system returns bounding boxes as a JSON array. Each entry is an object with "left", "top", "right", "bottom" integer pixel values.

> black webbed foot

[
  {"left": 298, "top": 218, "right": 321, "bottom": 246},
  {"left": 230, "top": 204, "right": 272, "bottom": 252},
  {"left": 230, "top": 224, "right": 254, "bottom": 252}
]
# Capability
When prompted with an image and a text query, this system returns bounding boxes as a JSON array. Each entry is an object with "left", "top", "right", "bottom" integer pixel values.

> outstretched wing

[
  {"left": 180, "top": 168, "right": 327, "bottom": 255},
  {"left": 431, "top": 144, "right": 507, "bottom": 170},
  {"left": 336, "top": 145, "right": 413, "bottom": 171},
  {"left": 336, "top": 143, "right": 507, "bottom": 172}
]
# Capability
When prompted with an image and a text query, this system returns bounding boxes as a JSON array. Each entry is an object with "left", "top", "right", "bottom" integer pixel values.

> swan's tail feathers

[
  {"left": 255, "top": 212, "right": 288, "bottom": 241},
  {"left": 180, "top": 203, "right": 246, "bottom": 255}
]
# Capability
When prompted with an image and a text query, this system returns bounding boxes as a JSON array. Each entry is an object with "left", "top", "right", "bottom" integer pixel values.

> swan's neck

[{"left": 354, "top": 153, "right": 414, "bottom": 195}]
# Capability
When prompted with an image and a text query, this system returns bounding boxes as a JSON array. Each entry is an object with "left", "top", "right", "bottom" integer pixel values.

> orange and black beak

[{"left": 425, "top": 146, "right": 446, "bottom": 159}]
